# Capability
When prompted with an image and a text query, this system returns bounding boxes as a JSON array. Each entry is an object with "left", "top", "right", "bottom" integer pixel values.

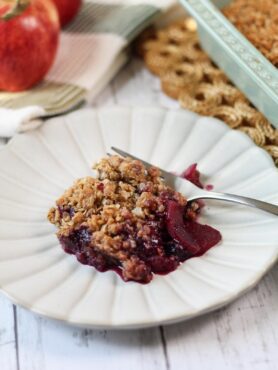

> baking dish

[{"left": 180, "top": 0, "right": 278, "bottom": 128}]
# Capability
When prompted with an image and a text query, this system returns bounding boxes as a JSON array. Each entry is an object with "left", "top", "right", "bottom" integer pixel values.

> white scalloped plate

[{"left": 0, "top": 107, "right": 278, "bottom": 329}]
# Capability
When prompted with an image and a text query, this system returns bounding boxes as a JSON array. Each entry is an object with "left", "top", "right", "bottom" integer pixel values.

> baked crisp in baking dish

[
  {"left": 48, "top": 155, "right": 221, "bottom": 283},
  {"left": 223, "top": 0, "right": 278, "bottom": 67}
]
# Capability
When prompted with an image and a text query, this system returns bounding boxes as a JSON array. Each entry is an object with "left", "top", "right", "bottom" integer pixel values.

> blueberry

[{"left": 164, "top": 241, "right": 192, "bottom": 262}]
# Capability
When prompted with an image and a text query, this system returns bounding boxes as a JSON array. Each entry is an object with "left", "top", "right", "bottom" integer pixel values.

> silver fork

[{"left": 111, "top": 147, "right": 278, "bottom": 216}]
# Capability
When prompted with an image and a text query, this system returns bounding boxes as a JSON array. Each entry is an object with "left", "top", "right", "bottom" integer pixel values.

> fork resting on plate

[{"left": 111, "top": 147, "right": 278, "bottom": 216}]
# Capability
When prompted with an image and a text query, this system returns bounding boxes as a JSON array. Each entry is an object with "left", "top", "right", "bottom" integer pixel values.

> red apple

[
  {"left": 52, "top": 0, "right": 82, "bottom": 27},
  {"left": 0, "top": 0, "right": 60, "bottom": 92}
]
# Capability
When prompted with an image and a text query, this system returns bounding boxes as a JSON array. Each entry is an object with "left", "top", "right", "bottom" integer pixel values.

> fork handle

[{"left": 188, "top": 192, "right": 278, "bottom": 216}]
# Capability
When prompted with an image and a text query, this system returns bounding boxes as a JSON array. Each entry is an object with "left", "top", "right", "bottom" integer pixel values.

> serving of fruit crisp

[{"left": 48, "top": 155, "right": 221, "bottom": 283}]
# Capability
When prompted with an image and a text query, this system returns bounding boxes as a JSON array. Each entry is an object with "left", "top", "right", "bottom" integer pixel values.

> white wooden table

[{"left": 1, "top": 59, "right": 278, "bottom": 370}]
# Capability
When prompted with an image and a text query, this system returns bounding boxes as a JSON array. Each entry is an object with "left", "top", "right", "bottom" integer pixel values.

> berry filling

[
  {"left": 181, "top": 163, "right": 203, "bottom": 188},
  {"left": 166, "top": 200, "right": 200, "bottom": 255}
]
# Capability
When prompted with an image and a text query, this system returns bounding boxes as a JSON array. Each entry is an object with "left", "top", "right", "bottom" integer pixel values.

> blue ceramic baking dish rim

[{"left": 179, "top": 0, "right": 278, "bottom": 128}]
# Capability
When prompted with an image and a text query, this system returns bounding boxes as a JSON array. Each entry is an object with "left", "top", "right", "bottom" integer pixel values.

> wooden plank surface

[
  {"left": 0, "top": 137, "right": 6, "bottom": 148},
  {"left": 0, "top": 296, "right": 17, "bottom": 370},
  {"left": 16, "top": 306, "right": 167, "bottom": 370},
  {"left": 164, "top": 267, "right": 278, "bottom": 370},
  {"left": 0, "top": 58, "right": 277, "bottom": 370}
]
